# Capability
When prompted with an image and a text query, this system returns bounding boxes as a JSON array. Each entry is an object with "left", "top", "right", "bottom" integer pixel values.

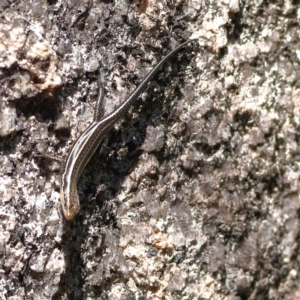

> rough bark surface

[{"left": 1, "top": 0, "right": 300, "bottom": 299}]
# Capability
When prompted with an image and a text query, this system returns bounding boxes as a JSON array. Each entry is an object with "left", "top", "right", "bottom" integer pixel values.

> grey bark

[{"left": 0, "top": 0, "right": 300, "bottom": 299}]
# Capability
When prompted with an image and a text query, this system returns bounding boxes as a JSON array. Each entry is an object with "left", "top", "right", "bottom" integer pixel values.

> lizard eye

[{"left": 60, "top": 188, "right": 80, "bottom": 220}]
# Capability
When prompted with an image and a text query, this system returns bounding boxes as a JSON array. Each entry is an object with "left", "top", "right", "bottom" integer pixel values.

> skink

[{"left": 60, "top": 39, "right": 195, "bottom": 220}]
